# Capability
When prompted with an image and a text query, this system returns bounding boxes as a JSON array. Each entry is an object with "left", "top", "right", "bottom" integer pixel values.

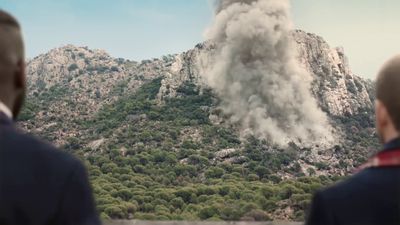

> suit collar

[
  {"left": 0, "top": 112, "right": 13, "bottom": 126},
  {"left": 0, "top": 101, "right": 12, "bottom": 119},
  {"left": 383, "top": 137, "right": 400, "bottom": 152}
]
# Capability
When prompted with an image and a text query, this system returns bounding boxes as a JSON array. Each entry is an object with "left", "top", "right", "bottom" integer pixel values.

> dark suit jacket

[
  {"left": 306, "top": 139, "right": 400, "bottom": 225},
  {"left": 0, "top": 113, "right": 100, "bottom": 225}
]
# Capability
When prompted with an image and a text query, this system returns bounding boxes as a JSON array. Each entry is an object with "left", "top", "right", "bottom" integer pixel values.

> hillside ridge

[{"left": 19, "top": 30, "right": 379, "bottom": 221}]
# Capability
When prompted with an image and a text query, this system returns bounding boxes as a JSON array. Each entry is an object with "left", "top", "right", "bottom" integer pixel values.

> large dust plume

[{"left": 199, "top": 0, "right": 334, "bottom": 147}]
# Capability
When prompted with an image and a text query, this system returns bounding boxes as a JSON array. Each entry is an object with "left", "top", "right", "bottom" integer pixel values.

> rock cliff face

[
  {"left": 294, "top": 30, "right": 373, "bottom": 116},
  {"left": 159, "top": 31, "right": 374, "bottom": 117}
]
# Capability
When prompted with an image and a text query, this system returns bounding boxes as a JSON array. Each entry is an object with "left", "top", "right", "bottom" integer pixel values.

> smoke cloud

[{"left": 199, "top": 0, "right": 334, "bottom": 146}]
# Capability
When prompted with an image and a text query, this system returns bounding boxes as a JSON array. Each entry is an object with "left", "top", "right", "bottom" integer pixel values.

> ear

[
  {"left": 376, "top": 100, "right": 389, "bottom": 129},
  {"left": 14, "top": 59, "right": 26, "bottom": 90}
]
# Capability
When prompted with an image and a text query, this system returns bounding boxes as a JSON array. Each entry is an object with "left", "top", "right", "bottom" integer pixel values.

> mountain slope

[{"left": 18, "top": 31, "right": 378, "bottom": 221}]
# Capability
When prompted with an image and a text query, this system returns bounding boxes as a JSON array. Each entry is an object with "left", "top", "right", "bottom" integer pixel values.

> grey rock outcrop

[
  {"left": 158, "top": 31, "right": 373, "bottom": 117},
  {"left": 294, "top": 30, "right": 373, "bottom": 116}
]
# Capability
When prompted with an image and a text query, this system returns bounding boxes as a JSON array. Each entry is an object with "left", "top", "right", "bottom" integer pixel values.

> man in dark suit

[
  {"left": 0, "top": 10, "right": 100, "bottom": 225},
  {"left": 306, "top": 55, "right": 400, "bottom": 225}
]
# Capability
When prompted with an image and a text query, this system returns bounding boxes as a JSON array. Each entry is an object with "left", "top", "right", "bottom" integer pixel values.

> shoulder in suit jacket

[
  {"left": 0, "top": 113, "right": 101, "bottom": 225},
  {"left": 306, "top": 140, "right": 400, "bottom": 225}
]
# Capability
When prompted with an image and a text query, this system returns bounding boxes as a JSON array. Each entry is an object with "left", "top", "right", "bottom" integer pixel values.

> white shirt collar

[{"left": 0, "top": 101, "right": 13, "bottom": 119}]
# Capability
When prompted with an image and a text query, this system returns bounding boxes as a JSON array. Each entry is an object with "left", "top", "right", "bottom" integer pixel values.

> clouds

[{"left": 199, "top": 0, "right": 334, "bottom": 147}]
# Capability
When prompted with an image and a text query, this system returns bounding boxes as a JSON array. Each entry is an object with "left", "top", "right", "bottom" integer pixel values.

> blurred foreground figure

[
  {"left": 306, "top": 55, "right": 400, "bottom": 225},
  {"left": 0, "top": 10, "right": 100, "bottom": 225}
]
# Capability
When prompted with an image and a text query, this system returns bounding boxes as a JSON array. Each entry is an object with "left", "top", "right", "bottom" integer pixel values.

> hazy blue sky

[{"left": 1, "top": 0, "right": 400, "bottom": 79}]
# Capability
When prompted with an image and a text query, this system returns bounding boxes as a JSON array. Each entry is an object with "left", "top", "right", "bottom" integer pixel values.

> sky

[{"left": 1, "top": 0, "right": 400, "bottom": 79}]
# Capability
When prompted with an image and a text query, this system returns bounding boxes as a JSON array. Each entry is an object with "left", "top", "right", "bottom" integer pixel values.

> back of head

[
  {"left": 0, "top": 10, "right": 24, "bottom": 69},
  {"left": 0, "top": 10, "right": 25, "bottom": 118},
  {"left": 0, "top": 9, "right": 20, "bottom": 27},
  {"left": 376, "top": 55, "right": 400, "bottom": 132}
]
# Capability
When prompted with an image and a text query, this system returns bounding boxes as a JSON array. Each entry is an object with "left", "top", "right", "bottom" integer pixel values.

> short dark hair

[
  {"left": 0, "top": 10, "right": 20, "bottom": 29},
  {"left": 376, "top": 55, "right": 400, "bottom": 131}
]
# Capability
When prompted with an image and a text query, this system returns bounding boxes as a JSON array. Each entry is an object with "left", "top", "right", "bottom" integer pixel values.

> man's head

[
  {"left": 376, "top": 55, "right": 400, "bottom": 143},
  {"left": 0, "top": 10, "right": 25, "bottom": 120}
]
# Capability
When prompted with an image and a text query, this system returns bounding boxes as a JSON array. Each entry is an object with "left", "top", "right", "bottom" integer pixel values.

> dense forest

[{"left": 20, "top": 76, "right": 379, "bottom": 221}]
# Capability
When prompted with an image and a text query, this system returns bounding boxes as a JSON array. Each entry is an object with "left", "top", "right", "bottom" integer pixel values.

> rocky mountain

[
  {"left": 294, "top": 30, "right": 374, "bottom": 116},
  {"left": 18, "top": 30, "right": 379, "bottom": 221}
]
